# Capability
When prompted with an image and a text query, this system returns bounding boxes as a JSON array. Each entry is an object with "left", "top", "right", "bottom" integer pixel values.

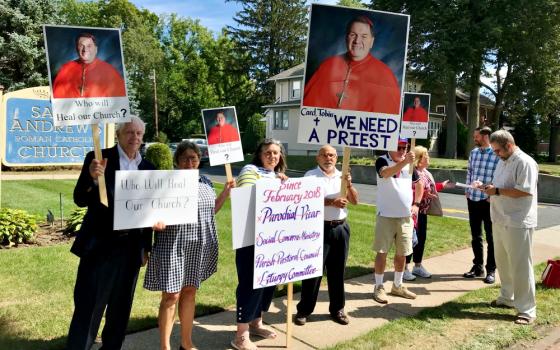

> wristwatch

[
  {"left": 495, "top": 188, "right": 500, "bottom": 196},
  {"left": 413, "top": 202, "right": 421, "bottom": 207}
]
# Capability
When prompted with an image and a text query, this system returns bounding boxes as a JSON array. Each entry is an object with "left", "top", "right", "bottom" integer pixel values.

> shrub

[
  {"left": 145, "top": 142, "right": 173, "bottom": 170},
  {"left": 0, "top": 208, "right": 38, "bottom": 245},
  {"left": 64, "top": 207, "right": 87, "bottom": 236}
]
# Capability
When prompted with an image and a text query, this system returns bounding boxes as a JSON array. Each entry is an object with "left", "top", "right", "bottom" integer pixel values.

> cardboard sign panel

[
  {"left": 43, "top": 25, "right": 131, "bottom": 127},
  {"left": 231, "top": 186, "right": 256, "bottom": 250},
  {"left": 113, "top": 170, "right": 199, "bottom": 230},
  {"left": 299, "top": 4, "right": 410, "bottom": 151},
  {"left": 253, "top": 178, "right": 324, "bottom": 289}
]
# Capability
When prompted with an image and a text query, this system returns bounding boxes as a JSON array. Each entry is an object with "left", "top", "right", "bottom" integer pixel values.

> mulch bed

[{"left": 0, "top": 221, "right": 74, "bottom": 249}]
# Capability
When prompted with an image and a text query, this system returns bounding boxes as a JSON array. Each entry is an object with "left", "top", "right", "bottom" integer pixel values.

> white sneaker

[
  {"left": 403, "top": 268, "right": 416, "bottom": 281},
  {"left": 412, "top": 265, "right": 432, "bottom": 278}
]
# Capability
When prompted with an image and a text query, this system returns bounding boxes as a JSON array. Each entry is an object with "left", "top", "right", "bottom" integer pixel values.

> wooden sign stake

[
  {"left": 92, "top": 124, "right": 108, "bottom": 207},
  {"left": 340, "top": 146, "right": 351, "bottom": 197},
  {"left": 225, "top": 163, "right": 233, "bottom": 183},
  {"left": 409, "top": 138, "right": 416, "bottom": 174},
  {"left": 286, "top": 282, "right": 294, "bottom": 348}
]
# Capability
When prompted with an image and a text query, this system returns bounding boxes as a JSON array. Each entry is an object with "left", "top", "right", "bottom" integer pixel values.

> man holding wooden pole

[{"left": 295, "top": 145, "right": 358, "bottom": 326}]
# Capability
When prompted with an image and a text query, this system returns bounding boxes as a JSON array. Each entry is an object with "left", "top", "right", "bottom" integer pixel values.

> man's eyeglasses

[{"left": 397, "top": 146, "right": 407, "bottom": 151}]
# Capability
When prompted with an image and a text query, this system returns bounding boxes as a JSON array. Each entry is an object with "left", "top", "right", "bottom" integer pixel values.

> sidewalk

[{"left": 99, "top": 225, "right": 560, "bottom": 350}]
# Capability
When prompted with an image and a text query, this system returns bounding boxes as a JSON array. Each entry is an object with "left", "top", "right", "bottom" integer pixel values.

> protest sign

[
  {"left": 298, "top": 4, "right": 410, "bottom": 151},
  {"left": 113, "top": 170, "right": 198, "bottom": 230},
  {"left": 43, "top": 25, "right": 131, "bottom": 127},
  {"left": 253, "top": 177, "right": 324, "bottom": 289},
  {"left": 400, "top": 92, "right": 430, "bottom": 139},
  {"left": 201, "top": 106, "right": 244, "bottom": 166},
  {"left": 231, "top": 185, "right": 256, "bottom": 250}
]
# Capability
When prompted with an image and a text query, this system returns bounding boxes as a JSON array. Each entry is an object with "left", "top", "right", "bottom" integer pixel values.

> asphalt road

[{"left": 200, "top": 165, "right": 560, "bottom": 229}]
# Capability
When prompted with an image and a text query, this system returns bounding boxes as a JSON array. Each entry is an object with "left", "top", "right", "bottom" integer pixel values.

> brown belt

[{"left": 324, "top": 219, "right": 346, "bottom": 227}]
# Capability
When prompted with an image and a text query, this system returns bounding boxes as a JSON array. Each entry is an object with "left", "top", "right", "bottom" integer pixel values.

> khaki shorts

[{"left": 373, "top": 215, "right": 413, "bottom": 256}]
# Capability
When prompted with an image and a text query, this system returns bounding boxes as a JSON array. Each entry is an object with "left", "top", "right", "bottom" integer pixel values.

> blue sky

[{"left": 129, "top": 0, "right": 339, "bottom": 34}]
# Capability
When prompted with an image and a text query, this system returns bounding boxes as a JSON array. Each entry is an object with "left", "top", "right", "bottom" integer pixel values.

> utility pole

[{"left": 152, "top": 69, "right": 159, "bottom": 140}]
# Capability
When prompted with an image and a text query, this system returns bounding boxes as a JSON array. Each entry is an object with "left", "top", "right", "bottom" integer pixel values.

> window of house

[
  {"left": 291, "top": 80, "right": 301, "bottom": 99},
  {"left": 436, "top": 105, "right": 446, "bottom": 114},
  {"left": 407, "top": 82, "right": 418, "bottom": 92},
  {"left": 274, "top": 110, "right": 289, "bottom": 130},
  {"left": 429, "top": 120, "right": 442, "bottom": 136}
]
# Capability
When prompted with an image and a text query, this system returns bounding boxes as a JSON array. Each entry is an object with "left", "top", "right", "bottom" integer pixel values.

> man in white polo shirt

[
  {"left": 482, "top": 130, "right": 538, "bottom": 325},
  {"left": 295, "top": 145, "right": 358, "bottom": 326},
  {"left": 373, "top": 138, "right": 419, "bottom": 304}
]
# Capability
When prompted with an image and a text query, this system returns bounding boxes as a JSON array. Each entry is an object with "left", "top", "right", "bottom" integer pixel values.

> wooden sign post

[
  {"left": 225, "top": 163, "right": 233, "bottom": 183},
  {"left": 286, "top": 282, "right": 294, "bottom": 348},
  {"left": 91, "top": 124, "right": 108, "bottom": 207},
  {"left": 340, "top": 146, "right": 351, "bottom": 197},
  {"left": 409, "top": 138, "right": 416, "bottom": 173}
]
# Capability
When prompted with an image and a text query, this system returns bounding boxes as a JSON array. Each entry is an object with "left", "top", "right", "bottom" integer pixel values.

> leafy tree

[
  {"left": 372, "top": 0, "right": 475, "bottom": 158},
  {"left": 337, "top": 0, "right": 366, "bottom": 8},
  {"left": 242, "top": 113, "right": 266, "bottom": 153},
  {"left": 227, "top": 0, "right": 308, "bottom": 101},
  {"left": 0, "top": 0, "right": 61, "bottom": 90}
]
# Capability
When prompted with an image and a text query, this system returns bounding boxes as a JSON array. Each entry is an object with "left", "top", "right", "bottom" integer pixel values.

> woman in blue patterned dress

[
  {"left": 231, "top": 139, "right": 288, "bottom": 350},
  {"left": 144, "top": 141, "right": 234, "bottom": 350}
]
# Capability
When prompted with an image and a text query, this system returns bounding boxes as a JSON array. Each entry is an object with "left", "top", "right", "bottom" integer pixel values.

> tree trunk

[
  {"left": 466, "top": 60, "right": 482, "bottom": 154},
  {"left": 445, "top": 74, "right": 458, "bottom": 159},
  {"left": 549, "top": 113, "right": 559, "bottom": 162},
  {"left": 489, "top": 91, "right": 504, "bottom": 130}
]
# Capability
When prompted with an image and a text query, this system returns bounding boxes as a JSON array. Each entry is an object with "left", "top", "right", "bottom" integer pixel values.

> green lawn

[
  {"left": 1, "top": 180, "right": 77, "bottom": 218},
  {"left": 326, "top": 262, "right": 560, "bottom": 350},
  {"left": 0, "top": 182, "right": 471, "bottom": 350}
]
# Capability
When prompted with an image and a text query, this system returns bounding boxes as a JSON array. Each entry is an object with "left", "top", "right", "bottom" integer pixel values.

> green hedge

[
  {"left": 0, "top": 208, "right": 38, "bottom": 245},
  {"left": 145, "top": 142, "right": 173, "bottom": 170}
]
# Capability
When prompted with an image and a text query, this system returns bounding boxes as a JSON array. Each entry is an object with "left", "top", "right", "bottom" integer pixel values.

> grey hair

[
  {"left": 116, "top": 115, "right": 145, "bottom": 135},
  {"left": 490, "top": 129, "right": 515, "bottom": 148}
]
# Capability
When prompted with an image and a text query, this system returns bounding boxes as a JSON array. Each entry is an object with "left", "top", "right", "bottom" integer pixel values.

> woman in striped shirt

[{"left": 231, "top": 139, "right": 288, "bottom": 350}]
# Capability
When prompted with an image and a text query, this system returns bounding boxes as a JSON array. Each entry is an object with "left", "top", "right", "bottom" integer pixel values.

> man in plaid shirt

[{"left": 464, "top": 126, "right": 499, "bottom": 284}]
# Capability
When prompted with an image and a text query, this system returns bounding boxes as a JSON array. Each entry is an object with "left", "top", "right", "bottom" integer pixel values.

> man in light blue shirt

[{"left": 464, "top": 126, "right": 499, "bottom": 284}]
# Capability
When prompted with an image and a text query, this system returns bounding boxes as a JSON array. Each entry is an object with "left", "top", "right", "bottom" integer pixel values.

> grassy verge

[
  {"left": 0, "top": 182, "right": 471, "bottom": 350},
  {"left": 1, "top": 180, "right": 78, "bottom": 218},
  {"left": 326, "top": 262, "right": 560, "bottom": 350}
]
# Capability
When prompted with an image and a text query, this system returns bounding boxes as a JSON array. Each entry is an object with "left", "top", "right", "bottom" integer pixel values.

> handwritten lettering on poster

[{"left": 253, "top": 177, "right": 324, "bottom": 289}]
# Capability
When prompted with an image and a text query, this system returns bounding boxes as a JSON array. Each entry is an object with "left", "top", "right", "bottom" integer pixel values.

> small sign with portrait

[
  {"left": 201, "top": 106, "right": 244, "bottom": 166},
  {"left": 400, "top": 92, "right": 430, "bottom": 139}
]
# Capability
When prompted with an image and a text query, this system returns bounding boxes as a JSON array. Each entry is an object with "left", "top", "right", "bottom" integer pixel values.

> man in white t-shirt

[
  {"left": 372, "top": 138, "right": 419, "bottom": 304},
  {"left": 295, "top": 145, "right": 358, "bottom": 326},
  {"left": 482, "top": 130, "right": 538, "bottom": 325}
]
